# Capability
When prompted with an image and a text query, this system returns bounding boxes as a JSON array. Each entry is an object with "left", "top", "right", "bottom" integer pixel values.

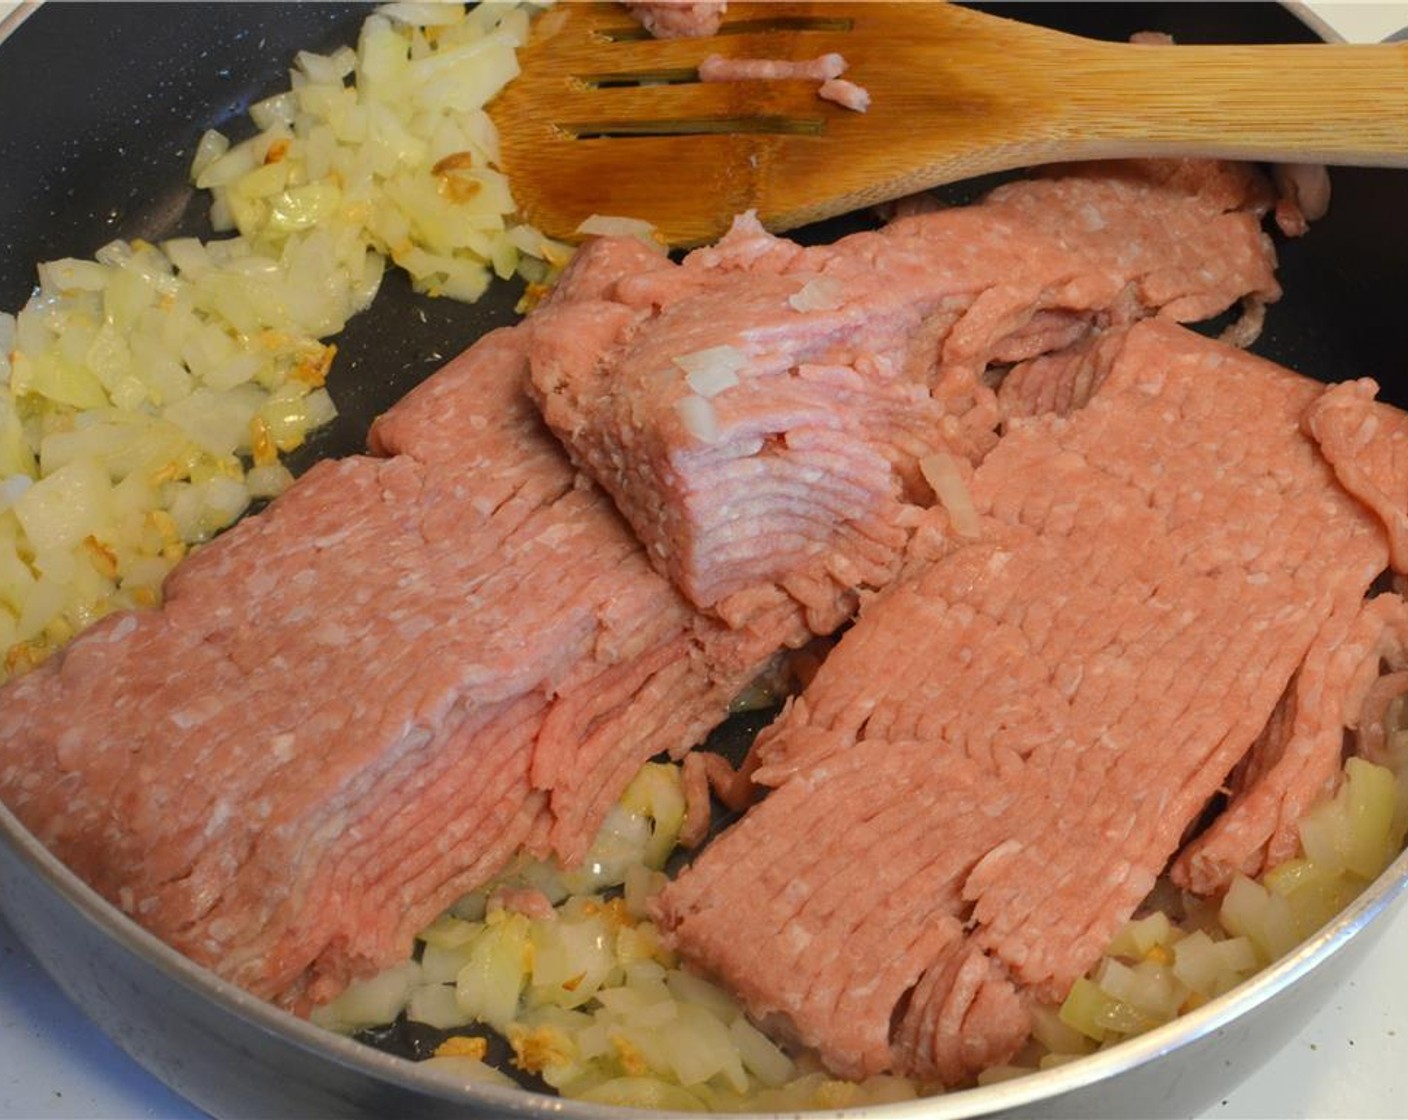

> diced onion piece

[
  {"left": 195, "top": 142, "right": 262, "bottom": 190},
  {"left": 530, "top": 912, "right": 618, "bottom": 1008},
  {"left": 1027, "top": 1002, "right": 1093, "bottom": 1057},
  {"left": 665, "top": 968, "right": 738, "bottom": 1024},
  {"left": 379, "top": 2, "right": 471, "bottom": 28},
  {"left": 408, "top": 982, "right": 475, "bottom": 1029},
  {"left": 420, "top": 1054, "right": 518, "bottom": 1087},
  {"left": 419, "top": 913, "right": 481, "bottom": 952},
  {"left": 245, "top": 463, "right": 295, "bottom": 500},
  {"left": 268, "top": 181, "right": 344, "bottom": 233},
  {"left": 38, "top": 258, "right": 110, "bottom": 293},
  {"left": 622, "top": 863, "right": 667, "bottom": 920},
  {"left": 294, "top": 46, "right": 356, "bottom": 86},
  {"left": 787, "top": 275, "right": 845, "bottom": 312},
  {"left": 619, "top": 762, "right": 688, "bottom": 869},
  {"left": 1092, "top": 958, "right": 1181, "bottom": 1022},
  {"left": 1104, "top": 910, "right": 1173, "bottom": 959},
  {"left": 663, "top": 1002, "right": 745, "bottom": 1089},
  {"left": 675, "top": 394, "right": 721, "bottom": 444},
  {"left": 1057, "top": 977, "right": 1114, "bottom": 1042},
  {"left": 577, "top": 1077, "right": 707, "bottom": 1112},
  {"left": 311, "top": 960, "right": 422, "bottom": 1033},
  {"left": 164, "top": 387, "right": 264, "bottom": 459},
  {"left": 0, "top": 474, "right": 32, "bottom": 508},
  {"left": 920, "top": 452, "right": 981, "bottom": 539},
  {"left": 189, "top": 128, "right": 231, "bottom": 181},
  {"left": 12, "top": 458, "right": 112, "bottom": 554},
  {"left": 574, "top": 214, "right": 666, "bottom": 252},
  {"left": 1298, "top": 756, "right": 1398, "bottom": 879},
  {"left": 730, "top": 1016, "right": 794, "bottom": 1087},
  {"left": 1219, "top": 875, "right": 1298, "bottom": 963},
  {"left": 673, "top": 344, "right": 746, "bottom": 398},
  {"left": 0, "top": 3, "right": 550, "bottom": 681},
  {"left": 1170, "top": 929, "right": 1218, "bottom": 996},
  {"left": 455, "top": 912, "right": 532, "bottom": 1031}
]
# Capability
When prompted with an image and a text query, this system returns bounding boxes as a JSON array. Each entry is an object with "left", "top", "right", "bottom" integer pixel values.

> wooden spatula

[{"left": 487, "top": 1, "right": 1408, "bottom": 247}]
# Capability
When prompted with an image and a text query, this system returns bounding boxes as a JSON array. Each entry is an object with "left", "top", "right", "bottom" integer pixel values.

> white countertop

[{"left": 2, "top": 2, "right": 1408, "bottom": 1118}]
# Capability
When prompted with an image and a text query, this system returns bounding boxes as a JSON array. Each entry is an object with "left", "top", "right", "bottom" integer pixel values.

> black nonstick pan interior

[
  {"left": 3, "top": 2, "right": 1405, "bottom": 438},
  {"left": 2, "top": 3, "right": 1407, "bottom": 1118}
]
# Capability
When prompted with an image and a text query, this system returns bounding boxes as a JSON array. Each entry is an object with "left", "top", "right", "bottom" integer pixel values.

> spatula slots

[{"left": 487, "top": 1, "right": 1408, "bottom": 247}]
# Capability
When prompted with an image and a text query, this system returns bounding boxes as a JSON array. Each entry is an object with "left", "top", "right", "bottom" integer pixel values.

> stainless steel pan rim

[
  {"left": 2, "top": 2, "right": 1405, "bottom": 1117},
  {"left": 6, "top": 784, "right": 1407, "bottom": 1119}
]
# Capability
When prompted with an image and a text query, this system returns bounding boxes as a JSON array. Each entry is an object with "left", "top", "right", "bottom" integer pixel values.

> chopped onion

[
  {"left": 311, "top": 960, "right": 423, "bottom": 1033},
  {"left": 245, "top": 463, "right": 295, "bottom": 500},
  {"left": 730, "top": 1016, "right": 794, "bottom": 1087},
  {"left": 419, "top": 1054, "right": 518, "bottom": 1087},
  {"left": 672, "top": 344, "right": 746, "bottom": 398},
  {"left": 920, "top": 452, "right": 981, "bottom": 539},
  {"left": 574, "top": 214, "right": 667, "bottom": 252},
  {"left": 787, "top": 275, "right": 845, "bottom": 312},
  {"left": 12, "top": 458, "right": 112, "bottom": 554},
  {"left": 0, "top": 475, "right": 32, "bottom": 509},
  {"left": 675, "top": 394, "right": 721, "bottom": 444},
  {"left": 379, "top": 2, "right": 473, "bottom": 28},
  {"left": 455, "top": 912, "right": 532, "bottom": 1031},
  {"left": 1219, "top": 875, "right": 1299, "bottom": 963},
  {"left": 577, "top": 1077, "right": 706, "bottom": 1111},
  {"left": 1104, "top": 910, "right": 1172, "bottom": 958},
  {"left": 1298, "top": 755, "right": 1398, "bottom": 878},
  {"left": 408, "top": 983, "right": 473, "bottom": 1030},
  {"left": 0, "top": 2, "right": 552, "bottom": 679}
]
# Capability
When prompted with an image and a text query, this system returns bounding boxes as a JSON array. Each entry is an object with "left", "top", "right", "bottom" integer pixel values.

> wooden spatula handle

[
  {"left": 492, "top": 1, "right": 1408, "bottom": 246},
  {"left": 1041, "top": 41, "right": 1408, "bottom": 166}
]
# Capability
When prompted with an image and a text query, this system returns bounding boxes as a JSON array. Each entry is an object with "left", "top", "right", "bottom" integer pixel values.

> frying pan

[{"left": 2, "top": 3, "right": 1408, "bottom": 1117}]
